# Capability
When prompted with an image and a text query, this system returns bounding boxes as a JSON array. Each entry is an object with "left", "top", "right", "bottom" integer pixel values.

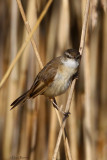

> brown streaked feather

[
  {"left": 10, "top": 57, "right": 62, "bottom": 109},
  {"left": 29, "top": 57, "right": 62, "bottom": 97},
  {"left": 10, "top": 90, "right": 29, "bottom": 110},
  {"left": 30, "top": 85, "right": 48, "bottom": 98},
  {"left": 30, "top": 81, "right": 48, "bottom": 98},
  {"left": 32, "top": 57, "right": 62, "bottom": 84}
]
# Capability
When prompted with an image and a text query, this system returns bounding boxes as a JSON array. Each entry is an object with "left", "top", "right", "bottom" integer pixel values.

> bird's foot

[
  {"left": 64, "top": 111, "right": 71, "bottom": 117},
  {"left": 51, "top": 98, "right": 71, "bottom": 118},
  {"left": 62, "top": 111, "right": 71, "bottom": 121}
]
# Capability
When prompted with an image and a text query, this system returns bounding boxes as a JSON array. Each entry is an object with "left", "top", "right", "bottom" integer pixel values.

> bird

[{"left": 10, "top": 49, "right": 81, "bottom": 113}]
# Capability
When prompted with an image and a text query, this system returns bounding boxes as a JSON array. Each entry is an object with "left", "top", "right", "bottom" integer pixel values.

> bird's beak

[{"left": 76, "top": 54, "right": 81, "bottom": 59}]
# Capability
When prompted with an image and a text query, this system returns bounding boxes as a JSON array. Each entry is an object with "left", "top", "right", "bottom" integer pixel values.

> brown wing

[
  {"left": 29, "top": 81, "right": 47, "bottom": 98},
  {"left": 29, "top": 57, "right": 62, "bottom": 98}
]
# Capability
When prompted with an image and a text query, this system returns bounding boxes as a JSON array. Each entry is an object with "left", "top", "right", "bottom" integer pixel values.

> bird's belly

[
  {"left": 44, "top": 73, "right": 71, "bottom": 98},
  {"left": 43, "top": 64, "right": 78, "bottom": 98},
  {"left": 44, "top": 80, "right": 70, "bottom": 97}
]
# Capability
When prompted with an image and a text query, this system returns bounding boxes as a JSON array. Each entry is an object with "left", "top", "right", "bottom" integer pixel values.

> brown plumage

[
  {"left": 10, "top": 57, "right": 62, "bottom": 110},
  {"left": 10, "top": 49, "right": 81, "bottom": 110}
]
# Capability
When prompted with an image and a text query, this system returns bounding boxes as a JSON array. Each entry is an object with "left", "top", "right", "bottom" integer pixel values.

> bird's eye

[
  {"left": 67, "top": 55, "right": 71, "bottom": 58},
  {"left": 65, "top": 53, "right": 72, "bottom": 58}
]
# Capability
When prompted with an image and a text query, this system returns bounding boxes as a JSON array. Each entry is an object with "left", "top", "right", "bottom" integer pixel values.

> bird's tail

[{"left": 10, "top": 90, "right": 30, "bottom": 110}]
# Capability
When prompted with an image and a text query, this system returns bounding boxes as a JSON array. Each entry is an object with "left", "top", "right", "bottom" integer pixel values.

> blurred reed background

[{"left": 0, "top": 0, "right": 107, "bottom": 160}]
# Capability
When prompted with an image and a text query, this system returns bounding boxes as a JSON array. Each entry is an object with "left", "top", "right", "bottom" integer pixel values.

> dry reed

[{"left": 0, "top": 1, "right": 107, "bottom": 160}]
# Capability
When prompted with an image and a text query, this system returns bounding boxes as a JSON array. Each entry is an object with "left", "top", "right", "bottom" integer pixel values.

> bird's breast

[{"left": 43, "top": 63, "right": 78, "bottom": 98}]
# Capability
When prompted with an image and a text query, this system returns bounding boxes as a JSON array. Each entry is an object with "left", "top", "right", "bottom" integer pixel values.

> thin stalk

[{"left": 52, "top": 0, "right": 90, "bottom": 159}]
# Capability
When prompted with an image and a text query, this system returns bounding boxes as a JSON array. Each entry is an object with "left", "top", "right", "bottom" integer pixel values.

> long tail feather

[{"left": 10, "top": 90, "right": 29, "bottom": 110}]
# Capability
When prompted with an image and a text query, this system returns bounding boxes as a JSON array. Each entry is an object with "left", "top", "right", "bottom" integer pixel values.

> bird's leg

[
  {"left": 52, "top": 98, "right": 64, "bottom": 114},
  {"left": 50, "top": 98, "right": 69, "bottom": 140},
  {"left": 51, "top": 98, "right": 70, "bottom": 118},
  {"left": 52, "top": 98, "right": 58, "bottom": 109}
]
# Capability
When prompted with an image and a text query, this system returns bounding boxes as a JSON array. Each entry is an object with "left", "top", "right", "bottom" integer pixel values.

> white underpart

[
  {"left": 62, "top": 58, "right": 79, "bottom": 68},
  {"left": 44, "top": 58, "right": 79, "bottom": 97}
]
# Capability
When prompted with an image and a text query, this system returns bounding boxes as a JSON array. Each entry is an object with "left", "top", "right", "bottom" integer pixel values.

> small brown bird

[{"left": 10, "top": 49, "right": 81, "bottom": 111}]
